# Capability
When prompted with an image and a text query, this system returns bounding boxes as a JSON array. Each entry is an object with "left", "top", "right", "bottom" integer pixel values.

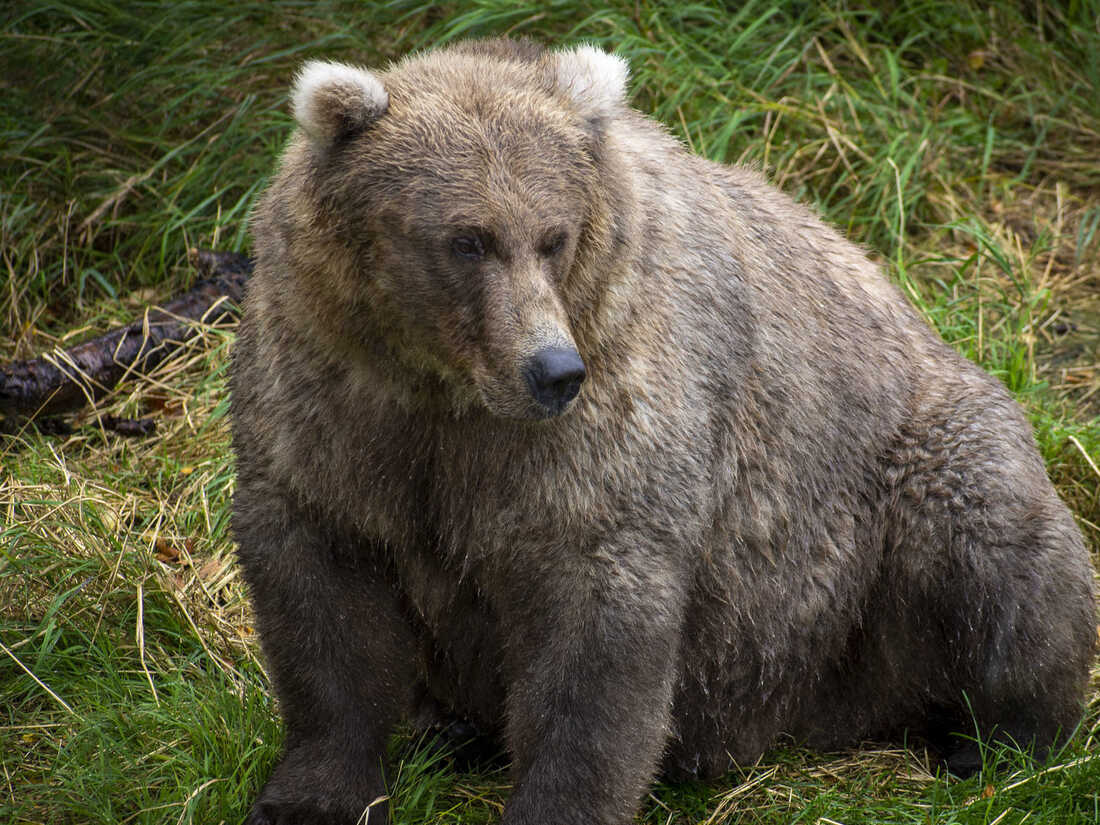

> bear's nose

[{"left": 524, "top": 346, "right": 586, "bottom": 415}]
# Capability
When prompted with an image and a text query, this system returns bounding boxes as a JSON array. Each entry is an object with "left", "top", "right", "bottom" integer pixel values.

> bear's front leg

[
  {"left": 498, "top": 543, "right": 689, "bottom": 825},
  {"left": 235, "top": 479, "right": 416, "bottom": 825}
]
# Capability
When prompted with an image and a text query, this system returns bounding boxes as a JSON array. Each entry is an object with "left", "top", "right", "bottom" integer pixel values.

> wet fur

[{"left": 232, "top": 38, "right": 1097, "bottom": 825}]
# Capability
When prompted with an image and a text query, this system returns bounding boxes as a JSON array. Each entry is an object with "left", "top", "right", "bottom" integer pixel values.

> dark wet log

[
  {"left": 0, "top": 249, "right": 252, "bottom": 418},
  {"left": 102, "top": 414, "right": 157, "bottom": 436}
]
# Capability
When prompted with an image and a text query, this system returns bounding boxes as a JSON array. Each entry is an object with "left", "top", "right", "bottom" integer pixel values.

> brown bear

[{"left": 230, "top": 38, "right": 1096, "bottom": 825}]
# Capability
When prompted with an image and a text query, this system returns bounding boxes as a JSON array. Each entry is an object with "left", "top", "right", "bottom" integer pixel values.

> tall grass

[{"left": 2, "top": 1, "right": 1098, "bottom": 823}]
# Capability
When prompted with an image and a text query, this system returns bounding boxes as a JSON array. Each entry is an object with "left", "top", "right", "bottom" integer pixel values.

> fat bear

[{"left": 230, "top": 38, "right": 1096, "bottom": 825}]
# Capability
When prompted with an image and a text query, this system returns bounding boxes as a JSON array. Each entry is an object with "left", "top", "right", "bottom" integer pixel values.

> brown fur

[{"left": 231, "top": 39, "right": 1097, "bottom": 825}]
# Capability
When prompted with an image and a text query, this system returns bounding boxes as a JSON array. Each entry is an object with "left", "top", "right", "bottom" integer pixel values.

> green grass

[{"left": 2, "top": 1, "right": 1098, "bottom": 823}]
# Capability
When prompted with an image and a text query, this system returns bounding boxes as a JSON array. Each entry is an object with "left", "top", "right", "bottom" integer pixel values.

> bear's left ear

[
  {"left": 553, "top": 44, "right": 630, "bottom": 119},
  {"left": 292, "top": 60, "right": 389, "bottom": 148}
]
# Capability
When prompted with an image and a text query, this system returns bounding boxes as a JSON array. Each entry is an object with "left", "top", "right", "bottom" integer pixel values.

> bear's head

[{"left": 258, "top": 41, "right": 632, "bottom": 420}]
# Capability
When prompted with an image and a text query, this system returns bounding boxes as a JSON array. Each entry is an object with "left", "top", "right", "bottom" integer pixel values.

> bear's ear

[
  {"left": 552, "top": 44, "right": 630, "bottom": 118},
  {"left": 292, "top": 60, "right": 389, "bottom": 147}
]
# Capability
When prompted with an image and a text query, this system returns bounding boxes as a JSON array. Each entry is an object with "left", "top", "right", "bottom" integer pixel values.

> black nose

[{"left": 523, "top": 346, "right": 586, "bottom": 415}]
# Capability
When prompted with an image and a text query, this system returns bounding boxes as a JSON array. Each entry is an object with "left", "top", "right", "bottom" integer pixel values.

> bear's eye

[
  {"left": 451, "top": 235, "right": 485, "bottom": 261},
  {"left": 539, "top": 232, "right": 567, "bottom": 257}
]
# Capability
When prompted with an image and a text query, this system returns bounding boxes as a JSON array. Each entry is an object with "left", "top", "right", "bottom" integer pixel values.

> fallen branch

[{"left": 0, "top": 249, "right": 252, "bottom": 418}]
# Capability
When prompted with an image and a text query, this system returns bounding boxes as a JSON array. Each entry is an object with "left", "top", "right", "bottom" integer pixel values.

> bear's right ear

[
  {"left": 552, "top": 44, "right": 629, "bottom": 120},
  {"left": 292, "top": 60, "right": 389, "bottom": 148}
]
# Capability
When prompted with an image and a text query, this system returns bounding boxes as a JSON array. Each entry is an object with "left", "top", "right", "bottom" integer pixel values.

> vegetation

[{"left": 2, "top": 1, "right": 1097, "bottom": 823}]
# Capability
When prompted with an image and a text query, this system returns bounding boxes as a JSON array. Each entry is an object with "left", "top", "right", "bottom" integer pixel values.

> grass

[{"left": 2, "top": 0, "right": 1098, "bottom": 823}]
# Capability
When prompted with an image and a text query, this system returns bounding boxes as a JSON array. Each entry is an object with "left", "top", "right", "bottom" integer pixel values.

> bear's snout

[{"left": 523, "top": 346, "right": 586, "bottom": 416}]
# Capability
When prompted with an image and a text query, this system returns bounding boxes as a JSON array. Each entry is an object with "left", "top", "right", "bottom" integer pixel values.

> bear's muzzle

[{"left": 523, "top": 346, "right": 586, "bottom": 416}]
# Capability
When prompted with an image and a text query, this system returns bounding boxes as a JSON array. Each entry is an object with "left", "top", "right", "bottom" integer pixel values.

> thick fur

[{"left": 232, "top": 39, "right": 1097, "bottom": 825}]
